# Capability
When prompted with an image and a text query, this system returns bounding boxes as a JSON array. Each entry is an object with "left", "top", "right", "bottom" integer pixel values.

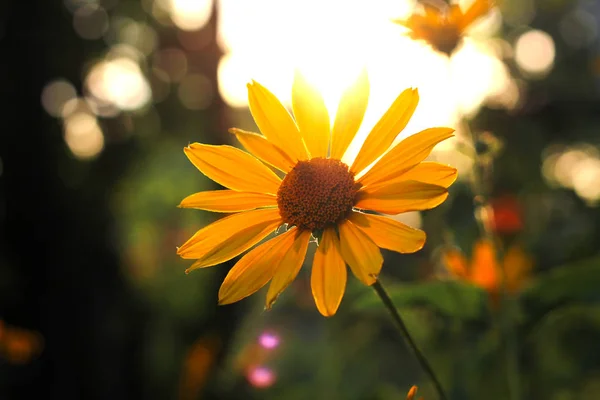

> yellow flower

[
  {"left": 443, "top": 239, "right": 533, "bottom": 299},
  {"left": 393, "top": 0, "right": 495, "bottom": 55},
  {"left": 178, "top": 70, "right": 456, "bottom": 317}
]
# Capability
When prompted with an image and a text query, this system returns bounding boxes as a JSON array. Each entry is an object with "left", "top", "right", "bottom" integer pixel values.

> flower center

[
  {"left": 277, "top": 158, "right": 358, "bottom": 232},
  {"left": 429, "top": 24, "right": 461, "bottom": 55}
]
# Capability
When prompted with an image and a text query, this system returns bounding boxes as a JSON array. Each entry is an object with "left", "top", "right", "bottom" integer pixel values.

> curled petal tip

[{"left": 265, "top": 299, "right": 276, "bottom": 311}]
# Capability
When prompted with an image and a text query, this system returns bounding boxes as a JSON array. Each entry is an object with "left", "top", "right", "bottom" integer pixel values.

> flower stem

[
  {"left": 465, "top": 123, "right": 521, "bottom": 400},
  {"left": 372, "top": 280, "right": 448, "bottom": 400}
]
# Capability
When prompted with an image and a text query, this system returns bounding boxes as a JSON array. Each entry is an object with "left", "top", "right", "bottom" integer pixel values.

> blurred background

[{"left": 2, "top": 0, "right": 600, "bottom": 399}]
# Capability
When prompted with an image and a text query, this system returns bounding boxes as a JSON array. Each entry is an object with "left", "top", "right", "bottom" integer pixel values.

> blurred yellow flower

[
  {"left": 393, "top": 0, "right": 495, "bottom": 55},
  {"left": 443, "top": 239, "right": 533, "bottom": 298},
  {"left": 178, "top": 71, "right": 456, "bottom": 316}
]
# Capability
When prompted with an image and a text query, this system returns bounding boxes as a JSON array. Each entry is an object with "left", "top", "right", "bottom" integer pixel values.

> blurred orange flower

[
  {"left": 393, "top": 0, "right": 495, "bottom": 55},
  {"left": 406, "top": 385, "right": 424, "bottom": 400},
  {"left": 443, "top": 239, "right": 533, "bottom": 298},
  {"left": 178, "top": 71, "right": 457, "bottom": 316},
  {"left": 178, "top": 335, "right": 221, "bottom": 400},
  {"left": 0, "top": 320, "right": 44, "bottom": 364},
  {"left": 490, "top": 195, "right": 523, "bottom": 235}
]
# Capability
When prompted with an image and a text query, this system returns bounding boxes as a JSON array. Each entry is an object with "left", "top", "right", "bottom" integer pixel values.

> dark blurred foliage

[{"left": 2, "top": 0, "right": 600, "bottom": 399}]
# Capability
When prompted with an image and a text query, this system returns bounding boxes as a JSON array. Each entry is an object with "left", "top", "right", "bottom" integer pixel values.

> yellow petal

[
  {"left": 229, "top": 128, "right": 295, "bottom": 173},
  {"left": 178, "top": 208, "right": 281, "bottom": 264},
  {"left": 458, "top": 0, "right": 494, "bottom": 32},
  {"left": 350, "top": 88, "right": 419, "bottom": 174},
  {"left": 184, "top": 143, "right": 281, "bottom": 195},
  {"left": 218, "top": 229, "right": 297, "bottom": 305},
  {"left": 348, "top": 211, "right": 426, "bottom": 254},
  {"left": 178, "top": 190, "right": 277, "bottom": 212},
  {"left": 292, "top": 72, "right": 330, "bottom": 158},
  {"left": 247, "top": 80, "right": 308, "bottom": 162},
  {"left": 265, "top": 229, "right": 311, "bottom": 309},
  {"left": 358, "top": 127, "right": 455, "bottom": 188},
  {"left": 330, "top": 68, "right": 369, "bottom": 160},
  {"left": 356, "top": 180, "right": 448, "bottom": 215},
  {"left": 398, "top": 162, "right": 457, "bottom": 187},
  {"left": 392, "top": 14, "right": 430, "bottom": 30},
  {"left": 369, "top": 162, "right": 457, "bottom": 191},
  {"left": 311, "top": 228, "right": 347, "bottom": 317},
  {"left": 338, "top": 219, "right": 383, "bottom": 285}
]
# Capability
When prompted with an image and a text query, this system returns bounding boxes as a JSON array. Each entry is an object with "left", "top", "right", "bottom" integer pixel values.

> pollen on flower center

[{"left": 277, "top": 158, "right": 358, "bottom": 232}]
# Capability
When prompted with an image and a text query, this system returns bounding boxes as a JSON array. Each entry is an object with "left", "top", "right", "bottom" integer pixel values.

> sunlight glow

[
  {"left": 542, "top": 144, "right": 600, "bottom": 205},
  {"left": 169, "top": 0, "right": 213, "bottom": 31},
  {"left": 41, "top": 79, "right": 78, "bottom": 118},
  {"left": 63, "top": 112, "right": 105, "bottom": 159},
  {"left": 73, "top": 4, "right": 109, "bottom": 40},
  {"left": 86, "top": 57, "right": 152, "bottom": 111},
  {"left": 216, "top": 0, "right": 509, "bottom": 181},
  {"left": 515, "top": 30, "right": 555, "bottom": 77}
]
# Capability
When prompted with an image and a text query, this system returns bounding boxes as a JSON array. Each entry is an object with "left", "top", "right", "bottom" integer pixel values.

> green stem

[
  {"left": 465, "top": 124, "right": 520, "bottom": 400},
  {"left": 372, "top": 280, "right": 449, "bottom": 400}
]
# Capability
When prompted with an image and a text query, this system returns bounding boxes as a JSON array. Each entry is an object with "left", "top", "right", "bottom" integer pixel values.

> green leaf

[
  {"left": 353, "top": 280, "right": 489, "bottom": 320},
  {"left": 519, "top": 256, "right": 600, "bottom": 313}
]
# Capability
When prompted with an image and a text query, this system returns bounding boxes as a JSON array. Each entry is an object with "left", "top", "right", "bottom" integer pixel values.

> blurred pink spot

[
  {"left": 258, "top": 332, "right": 279, "bottom": 349},
  {"left": 247, "top": 366, "right": 276, "bottom": 388}
]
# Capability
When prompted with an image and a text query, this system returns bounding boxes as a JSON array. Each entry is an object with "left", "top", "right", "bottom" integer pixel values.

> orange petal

[
  {"left": 448, "top": 5, "right": 464, "bottom": 25},
  {"left": 338, "top": 219, "right": 383, "bottom": 285},
  {"left": 423, "top": 2, "right": 446, "bottom": 17},
  {"left": 311, "top": 228, "right": 347, "bottom": 316},
  {"left": 348, "top": 211, "right": 426, "bottom": 254},
  {"left": 470, "top": 239, "right": 498, "bottom": 291},
  {"left": 368, "top": 162, "right": 457, "bottom": 190},
  {"left": 247, "top": 80, "right": 308, "bottom": 162},
  {"left": 330, "top": 69, "right": 369, "bottom": 160},
  {"left": 178, "top": 209, "right": 281, "bottom": 266},
  {"left": 442, "top": 247, "right": 469, "bottom": 278},
  {"left": 229, "top": 128, "right": 295, "bottom": 173},
  {"left": 358, "top": 127, "right": 455, "bottom": 188},
  {"left": 178, "top": 190, "right": 277, "bottom": 212},
  {"left": 292, "top": 71, "right": 330, "bottom": 158},
  {"left": 503, "top": 245, "right": 533, "bottom": 293},
  {"left": 406, "top": 386, "right": 419, "bottom": 400},
  {"left": 458, "top": 0, "right": 494, "bottom": 32},
  {"left": 184, "top": 143, "right": 281, "bottom": 195},
  {"left": 218, "top": 229, "right": 298, "bottom": 305},
  {"left": 350, "top": 88, "right": 419, "bottom": 174},
  {"left": 355, "top": 180, "right": 448, "bottom": 215},
  {"left": 265, "top": 229, "right": 312, "bottom": 309}
]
